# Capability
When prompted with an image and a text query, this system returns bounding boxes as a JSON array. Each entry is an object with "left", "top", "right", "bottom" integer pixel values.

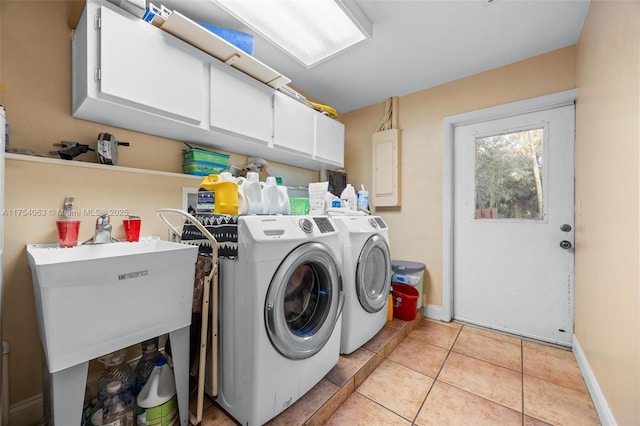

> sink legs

[
  {"left": 44, "top": 326, "right": 191, "bottom": 425},
  {"left": 48, "top": 361, "right": 89, "bottom": 425},
  {"left": 169, "top": 326, "right": 190, "bottom": 426}
]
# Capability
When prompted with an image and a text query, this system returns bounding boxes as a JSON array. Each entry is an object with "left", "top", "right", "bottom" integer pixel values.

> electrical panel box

[{"left": 372, "top": 128, "right": 401, "bottom": 207}]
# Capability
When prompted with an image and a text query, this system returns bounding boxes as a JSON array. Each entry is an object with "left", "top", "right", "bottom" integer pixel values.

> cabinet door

[
  {"left": 210, "top": 65, "right": 272, "bottom": 144},
  {"left": 315, "top": 114, "right": 344, "bottom": 167},
  {"left": 99, "top": 6, "right": 204, "bottom": 123},
  {"left": 273, "top": 91, "right": 315, "bottom": 155}
]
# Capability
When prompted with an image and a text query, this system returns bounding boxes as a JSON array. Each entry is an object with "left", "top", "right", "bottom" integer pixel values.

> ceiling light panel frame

[{"left": 215, "top": 0, "right": 372, "bottom": 68}]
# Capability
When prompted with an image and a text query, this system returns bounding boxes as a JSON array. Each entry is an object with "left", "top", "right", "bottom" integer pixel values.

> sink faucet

[{"left": 83, "top": 212, "right": 118, "bottom": 244}]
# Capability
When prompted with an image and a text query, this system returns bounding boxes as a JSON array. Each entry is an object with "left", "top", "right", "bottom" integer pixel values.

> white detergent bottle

[
  {"left": 244, "top": 172, "right": 264, "bottom": 215},
  {"left": 263, "top": 176, "right": 281, "bottom": 214},
  {"left": 136, "top": 358, "right": 178, "bottom": 426},
  {"left": 234, "top": 176, "right": 249, "bottom": 215},
  {"left": 278, "top": 186, "right": 290, "bottom": 214},
  {"left": 340, "top": 184, "right": 357, "bottom": 211}
]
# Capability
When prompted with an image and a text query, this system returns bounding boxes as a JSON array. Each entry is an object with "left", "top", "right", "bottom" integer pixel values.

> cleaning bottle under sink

[
  {"left": 136, "top": 358, "right": 178, "bottom": 426},
  {"left": 96, "top": 380, "right": 135, "bottom": 426},
  {"left": 97, "top": 350, "right": 135, "bottom": 402},
  {"left": 133, "top": 337, "right": 165, "bottom": 396}
]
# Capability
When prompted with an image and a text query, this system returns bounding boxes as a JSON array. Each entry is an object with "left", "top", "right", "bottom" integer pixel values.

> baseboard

[
  {"left": 9, "top": 394, "right": 43, "bottom": 426},
  {"left": 572, "top": 334, "right": 617, "bottom": 426},
  {"left": 423, "top": 304, "right": 443, "bottom": 321}
]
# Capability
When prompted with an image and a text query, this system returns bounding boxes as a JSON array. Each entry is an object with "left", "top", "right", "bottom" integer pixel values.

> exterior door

[
  {"left": 452, "top": 104, "right": 575, "bottom": 346},
  {"left": 265, "top": 242, "right": 343, "bottom": 359}
]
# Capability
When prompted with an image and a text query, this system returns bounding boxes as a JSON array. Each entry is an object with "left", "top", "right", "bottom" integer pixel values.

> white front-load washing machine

[
  {"left": 215, "top": 215, "right": 344, "bottom": 426},
  {"left": 330, "top": 215, "right": 391, "bottom": 354}
]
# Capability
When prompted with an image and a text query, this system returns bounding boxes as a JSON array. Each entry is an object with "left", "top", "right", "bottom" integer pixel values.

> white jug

[
  {"left": 235, "top": 177, "right": 249, "bottom": 215},
  {"left": 219, "top": 171, "right": 234, "bottom": 181},
  {"left": 278, "top": 186, "right": 290, "bottom": 215},
  {"left": 263, "top": 177, "right": 288, "bottom": 214},
  {"left": 136, "top": 358, "right": 177, "bottom": 426},
  {"left": 244, "top": 172, "right": 263, "bottom": 215}
]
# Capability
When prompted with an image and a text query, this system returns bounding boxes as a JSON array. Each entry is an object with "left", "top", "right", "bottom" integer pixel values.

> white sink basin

[{"left": 27, "top": 239, "right": 198, "bottom": 373}]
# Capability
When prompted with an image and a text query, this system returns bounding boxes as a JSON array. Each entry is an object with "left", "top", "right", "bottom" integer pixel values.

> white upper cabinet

[
  {"left": 209, "top": 64, "right": 272, "bottom": 145},
  {"left": 72, "top": 0, "right": 344, "bottom": 170},
  {"left": 99, "top": 6, "right": 204, "bottom": 123},
  {"left": 315, "top": 113, "right": 345, "bottom": 167},
  {"left": 272, "top": 91, "right": 315, "bottom": 155}
]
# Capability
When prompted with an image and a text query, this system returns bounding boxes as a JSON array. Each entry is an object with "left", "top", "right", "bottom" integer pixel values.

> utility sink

[{"left": 26, "top": 239, "right": 198, "bottom": 425}]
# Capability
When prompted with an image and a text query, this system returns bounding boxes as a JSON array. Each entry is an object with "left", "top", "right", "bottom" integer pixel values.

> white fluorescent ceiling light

[{"left": 215, "top": 0, "right": 372, "bottom": 68}]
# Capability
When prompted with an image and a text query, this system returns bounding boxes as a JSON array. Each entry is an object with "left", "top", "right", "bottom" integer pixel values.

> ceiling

[{"left": 157, "top": 0, "right": 591, "bottom": 114}]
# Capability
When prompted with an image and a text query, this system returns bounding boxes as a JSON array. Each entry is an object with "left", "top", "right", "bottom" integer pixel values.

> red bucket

[{"left": 392, "top": 283, "right": 419, "bottom": 321}]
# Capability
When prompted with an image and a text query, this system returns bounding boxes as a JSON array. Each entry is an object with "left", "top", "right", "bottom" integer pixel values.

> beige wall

[
  {"left": 343, "top": 47, "right": 576, "bottom": 307},
  {"left": 4, "top": 158, "right": 201, "bottom": 405},
  {"left": 3, "top": 1, "right": 639, "bottom": 423},
  {"left": 0, "top": 0, "right": 317, "bottom": 412},
  {"left": 575, "top": 1, "right": 640, "bottom": 425}
]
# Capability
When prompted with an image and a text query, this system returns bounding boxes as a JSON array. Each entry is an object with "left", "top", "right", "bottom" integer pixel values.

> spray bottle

[{"left": 357, "top": 184, "right": 369, "bottom": 212}]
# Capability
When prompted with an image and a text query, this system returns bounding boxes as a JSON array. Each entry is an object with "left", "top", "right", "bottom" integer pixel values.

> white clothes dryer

[
  {"left": 215, "top": 215, "right": 344, "bottom": 426},
  {"left": 330, "top": 215, "right": 391, "bottom": 354}
]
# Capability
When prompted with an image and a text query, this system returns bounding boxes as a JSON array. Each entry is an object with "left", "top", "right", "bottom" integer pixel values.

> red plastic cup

[
  {"left": 56, "top": 220, "right": 81, "bottom": 248},
  {"left": 123, "top": 218, "right": 141, "bottom": 242}
]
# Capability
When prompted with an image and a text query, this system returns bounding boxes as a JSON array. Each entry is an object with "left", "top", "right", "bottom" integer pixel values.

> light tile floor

[{"left": 196, "top": 316, "right": 601, "bottom": 425}]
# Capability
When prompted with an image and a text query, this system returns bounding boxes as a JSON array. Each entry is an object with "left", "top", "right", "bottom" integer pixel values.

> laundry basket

[{"left": 392, "top": 283, "right": 419, "bottom": 321}]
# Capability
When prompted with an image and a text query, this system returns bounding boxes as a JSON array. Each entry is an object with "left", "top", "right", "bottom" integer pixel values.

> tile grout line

[
  {"left": 448, "top": 338, "right": 525, "bottom": 374},
  {"left": 310, "top": 314, "right": 423, "bottom": 425},
  {"left": 428, "top": 325, "right": 528, "bottom": 419},
  {"left": 409, "top": 324, "right": 464, "bottom": 425}
]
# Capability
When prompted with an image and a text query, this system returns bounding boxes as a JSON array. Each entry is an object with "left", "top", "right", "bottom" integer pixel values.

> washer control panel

[
  {"left": 299, "top": 218, "right": 314, "bottom": 233},
  {"left": 313, "top": 217, "right": 336, "bottom": 233}
]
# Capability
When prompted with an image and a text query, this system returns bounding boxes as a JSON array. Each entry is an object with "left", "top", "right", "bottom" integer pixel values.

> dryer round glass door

[
  {"left": 265, "top": 242, "right": 344, "bottom": 360},
  {"left": 356, "top": 234, "right": 391, "bottom": 313}
]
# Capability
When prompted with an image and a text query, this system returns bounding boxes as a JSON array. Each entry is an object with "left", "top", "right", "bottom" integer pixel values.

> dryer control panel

[{"left": 312, "top": 217, "right": 336, "bottom": 233}]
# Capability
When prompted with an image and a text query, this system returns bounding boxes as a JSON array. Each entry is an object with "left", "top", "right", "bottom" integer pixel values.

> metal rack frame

[{"left": 156, "top": 208, "right": 219, "bottom": 425}]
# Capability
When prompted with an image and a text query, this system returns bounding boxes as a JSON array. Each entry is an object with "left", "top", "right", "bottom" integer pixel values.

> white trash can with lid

[{"left": 391, "top": 260, "right": 426, "bottom": 308}]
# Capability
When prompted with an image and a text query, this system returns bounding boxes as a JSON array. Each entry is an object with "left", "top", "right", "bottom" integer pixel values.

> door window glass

[{"left": 474, "top": 128, "right": 544, "bottom": 220}]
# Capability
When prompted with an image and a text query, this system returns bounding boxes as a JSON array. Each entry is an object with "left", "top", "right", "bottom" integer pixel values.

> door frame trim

[{"left": 441, "top": 89, "right": 577, "bottom": 322}]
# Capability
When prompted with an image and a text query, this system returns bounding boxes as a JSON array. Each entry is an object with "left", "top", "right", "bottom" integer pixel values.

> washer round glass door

[
  {"left": 265, "top": 242, "right": 343, "bottom": 360},
  {"left": 357, "top": 234, "right": 391, "bottom": 313}
]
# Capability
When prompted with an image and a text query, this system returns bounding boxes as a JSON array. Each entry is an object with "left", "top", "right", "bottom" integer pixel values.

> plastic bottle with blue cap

[
  {"left": 136, "top": 358, "right": 178, "bottom": 426},
  {"left": 357, "top": 184, "right": 369, "bottom": 211}
]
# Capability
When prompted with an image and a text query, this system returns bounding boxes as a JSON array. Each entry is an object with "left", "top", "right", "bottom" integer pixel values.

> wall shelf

[{"left": 6, "top": 153, "right": 201, "bottom": 181}]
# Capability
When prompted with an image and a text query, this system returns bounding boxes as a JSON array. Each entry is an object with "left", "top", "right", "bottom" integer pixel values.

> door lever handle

[{"left": 560, "top": 240, "right": 572, "bottom": 250}]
